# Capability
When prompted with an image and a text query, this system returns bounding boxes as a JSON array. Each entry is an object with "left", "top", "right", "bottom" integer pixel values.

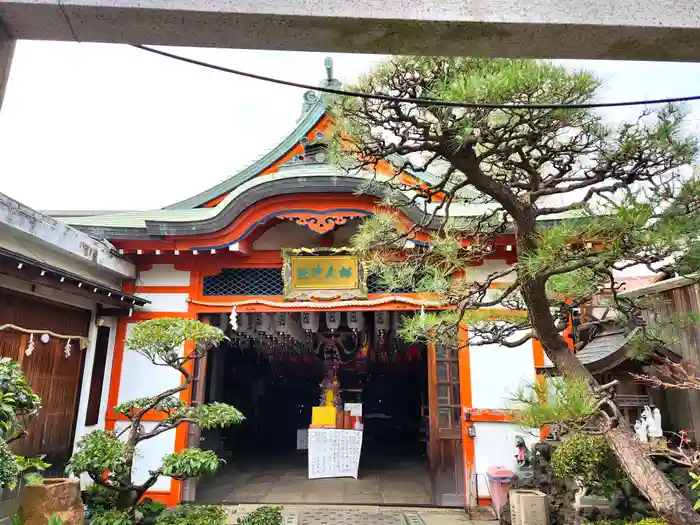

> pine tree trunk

[
  {"left": 521, "top": 277, "right": 700, "bottom": 525},
  {"left": 605, "top": 424, "right": 700, "bottom": 524}
]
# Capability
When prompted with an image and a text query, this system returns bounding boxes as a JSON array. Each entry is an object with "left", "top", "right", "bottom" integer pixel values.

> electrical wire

[{"left": 134, "top": 44, "right": 700, "bottom": 110}]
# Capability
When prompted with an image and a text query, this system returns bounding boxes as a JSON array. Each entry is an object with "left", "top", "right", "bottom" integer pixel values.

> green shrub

[
  {"left": 85, "top": 483, "right": 120, "bottom": 513},
  {"left": 0, "top": 358, "right": 41, "bottom": 442},
  {"left": 551, "top": 434, "right": 626, "bottom": 497},
  {"left": 15, "top": 455, "right": 50, "bottom": 473},
  {"left": 138, "top": 499, "right": 167, "bottom": 517},
  {"left": 161, "top": 449, "right": 222, "bottom": 480},
  {"left": 635, "top": 519, "right": 669, "bottom": 525},
  {"left": 0, "top": 439, "right": 21, "bottom": 489},
  {"left": 237, "top": 506, "right": 283, "bottom": 525},
  {"left": 156, "top": 505, "right": 227, "bottom": 525},
  {"left": 89, "top": 510, "right": 132, "bottom": 525}
]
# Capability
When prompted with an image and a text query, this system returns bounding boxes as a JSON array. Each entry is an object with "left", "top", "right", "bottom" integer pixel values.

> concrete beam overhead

[
  {"left": 0, "top": 19, "right": 14, "bottom": 109},
  {"left": 0, "top": 192, "right": 136, "bottom": 280},
  {"left": 0, "top": 0, "right": 699, "bottom": 61}
]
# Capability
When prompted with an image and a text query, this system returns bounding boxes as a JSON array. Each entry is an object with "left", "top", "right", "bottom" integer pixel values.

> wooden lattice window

[{"left": 435, "top": 345, "right": 461, "bottom": 431}]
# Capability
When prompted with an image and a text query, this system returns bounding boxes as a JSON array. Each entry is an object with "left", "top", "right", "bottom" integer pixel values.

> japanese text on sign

[{"left": 291, "top": 255, "right": 359, "bottom": 290}]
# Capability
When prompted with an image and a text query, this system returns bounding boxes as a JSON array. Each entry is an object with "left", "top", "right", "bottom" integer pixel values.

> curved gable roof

[{"left": 59, "top": 164, "right": 493, "bottom": 241}]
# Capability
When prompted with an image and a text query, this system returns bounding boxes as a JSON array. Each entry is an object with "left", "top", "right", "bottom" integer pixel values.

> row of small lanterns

[{"left": 228, "top": 310, "right": 403, "bottom": 348}]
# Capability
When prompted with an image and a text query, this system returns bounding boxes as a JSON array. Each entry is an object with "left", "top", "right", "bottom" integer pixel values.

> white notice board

[
  {"left": 308, "top": 429, "right": 363, "bottom": 479},
  {"left": 345, "top": 403, "right": 362, "bottom": 417}
]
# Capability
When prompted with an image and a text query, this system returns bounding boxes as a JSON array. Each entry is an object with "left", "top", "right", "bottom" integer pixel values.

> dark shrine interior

[{"left": 201, "top": 317, "right": 429, "bottom": 466}]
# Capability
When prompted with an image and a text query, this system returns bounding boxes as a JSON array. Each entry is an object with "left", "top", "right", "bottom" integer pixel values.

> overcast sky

[{"left": 1, "top": 41, "right": 699, "bottom": 211}]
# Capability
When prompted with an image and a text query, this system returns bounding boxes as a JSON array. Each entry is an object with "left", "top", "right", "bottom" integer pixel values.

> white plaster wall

[
  {"left": 469, "top": 338, "right": 535, "bottom": 409},
  {"left": 115, "top": 421, "right": 176, "bottom": 492},
  {"left": 464, "top": 260, "right": 515, "bottom": 283},
  {"left": 135, "top": 293, "right": 190, "bottom": 313},
  {"left": 137, "top": 265, "right": 191, "bottom": 287},
  {"left": 472, "top": 422, "right": 539, "bottom": 497},
  {"left": 117, "top": 323, "right": 182, "bottom": 403}
]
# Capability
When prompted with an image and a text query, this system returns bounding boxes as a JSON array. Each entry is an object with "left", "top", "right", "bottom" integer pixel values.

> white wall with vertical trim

[
  {"left": 135, "top": 293, "right": 190, "bottom": 313},
  {"left": 137, "top": 265, "right": 191, "bottom": 287},
  {"left": 117, "top": 323, "right": 183, "bottom": 403}
]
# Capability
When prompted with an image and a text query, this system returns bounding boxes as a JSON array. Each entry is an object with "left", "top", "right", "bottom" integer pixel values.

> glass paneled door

[{"left": 427, "top": 342, "right": 466, "bottom": 507}]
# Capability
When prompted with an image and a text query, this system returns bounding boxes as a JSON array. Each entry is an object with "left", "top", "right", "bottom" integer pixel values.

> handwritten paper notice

[{"left": 308, "top": 429, "right": 363, "bottom": 479}]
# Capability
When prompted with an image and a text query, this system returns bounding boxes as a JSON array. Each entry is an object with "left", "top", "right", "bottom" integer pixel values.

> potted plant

[
  {"left": 1, "top": 357, "right": 85, "bottom": 524},
  {"left": 0, "top": 357, "right": 41, "bottom": 490},
  {"left": 21, "top": 476, "right": 85, "bottom": 525}
]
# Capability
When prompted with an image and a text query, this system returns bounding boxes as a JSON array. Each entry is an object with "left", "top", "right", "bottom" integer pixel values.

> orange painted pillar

[{"left": 458, "top": 323, "right": 475, "bottom": 507}]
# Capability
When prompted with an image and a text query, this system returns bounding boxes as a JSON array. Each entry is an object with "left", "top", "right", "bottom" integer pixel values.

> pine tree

[
  {"left": 331, "top": 57, "right": 700, "bottom": 524},
  {"left": 67, "top": 318, "right": 243, "bottom": 521}
]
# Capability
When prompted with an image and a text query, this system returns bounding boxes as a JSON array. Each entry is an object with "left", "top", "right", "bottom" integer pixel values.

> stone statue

[
  {"left": 642, "top": 405, "right": 663, "bottom": 439},
  {"left": 515, "top": 436, "right": 533, "bottom": 469},
  {"left": 634, "top": 418, "right": 649, "bottom": 442},
  {"left": 652, "top": 407, "right": 663, "bottom": 438}
]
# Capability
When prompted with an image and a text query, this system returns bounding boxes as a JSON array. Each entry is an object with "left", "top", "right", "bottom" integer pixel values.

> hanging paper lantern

[
  {"left": 326, "top": 311, "right": 341, "bottom": 332},
  {"left": 236, "top": 313, "right": 250, "bottom": 333},
  {"left": 346, "top": 311, "right": 364, "bottom": 332},
  {"left": 263, "top": 314, "right": 276, "bottom": 337},
  {"left": 254, "top": 313, "right": 271, "bottom": 334},
  {"left": 375, "top": 311, "right": 390, "bottom": 352},
  {"left": 290, "top": 317, "right": 305, "bottom": 342},
  {"left": 375, "top": 311, "right": 391, "bottom": 332},
  {"left": 301, "top": 311, "right": 320, "bottom": 333},
  {"left": 275, "top": 312, "right": 290, "bottom": 335}
]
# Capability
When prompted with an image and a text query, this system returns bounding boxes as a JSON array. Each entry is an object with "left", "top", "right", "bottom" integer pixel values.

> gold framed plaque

[{"left": 282, "top": 247, "right": 368, "bottom": 300}]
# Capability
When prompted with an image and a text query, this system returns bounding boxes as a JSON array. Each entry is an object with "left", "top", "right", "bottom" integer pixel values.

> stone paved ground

[
  {"left": 226, "top": 505, "right": 495, "bottom": 525},
  {"left": 197, "top": 455, "right": 433, "bottom": 505}
]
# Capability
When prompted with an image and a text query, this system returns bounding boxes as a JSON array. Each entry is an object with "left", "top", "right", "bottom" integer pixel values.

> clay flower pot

[{"left": 21, "top": 478, "right": 85, "bottom": 525}]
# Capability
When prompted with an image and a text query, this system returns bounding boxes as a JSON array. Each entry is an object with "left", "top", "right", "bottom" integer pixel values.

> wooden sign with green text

[{"left": 282, "top": 248, "right": 368, "bottom": 300}]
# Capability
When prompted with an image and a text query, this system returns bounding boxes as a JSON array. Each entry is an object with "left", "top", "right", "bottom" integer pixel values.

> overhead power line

[{"left": 133, "top": 45, "right": 700, "bottom": 111}]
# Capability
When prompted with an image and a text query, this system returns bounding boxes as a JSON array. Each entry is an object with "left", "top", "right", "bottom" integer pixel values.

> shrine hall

[{"left": 55, "top": 58, "right": 546, "bottom": 509}]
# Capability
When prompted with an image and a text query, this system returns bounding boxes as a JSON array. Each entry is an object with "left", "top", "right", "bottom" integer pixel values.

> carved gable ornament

[
  {"left": 282, "top": 247, "right": 368, "bottom": 301},
  {"left": 277, "top": 211, "right": 368, "bottom": 234}
]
